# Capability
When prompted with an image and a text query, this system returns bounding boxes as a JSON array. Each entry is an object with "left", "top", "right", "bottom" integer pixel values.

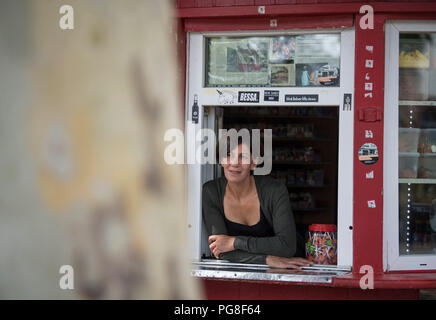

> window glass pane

[
  {"left": 205, "top": 34, "right": 340, "bottom": 87},
  {"left": 398, "top": 33, "right": 436, "bottom": 256}
]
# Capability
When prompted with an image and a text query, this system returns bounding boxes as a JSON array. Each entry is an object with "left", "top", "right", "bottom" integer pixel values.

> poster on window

[
  {"left": 270, "top": 64, "right": 296, "bottom": 86},
  {"left": 295, "top": 63, "right": 339, "bottom": 86},
  {"left": 206, "top": 34, "right": 340, "bottom": 87},
  {"left": 269, "top": 36, "right": 296, "bottom": 64},
  {"left": 207, "top": 37, "right": 269, "bottom": 86},
  {"left": 294, "top": 34, "right": 340, "bottom": 87}
]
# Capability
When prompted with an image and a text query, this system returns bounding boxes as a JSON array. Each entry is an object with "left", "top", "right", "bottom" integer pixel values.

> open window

[{"left": 186, "top": 29, "right": 355, "bottom": 282}]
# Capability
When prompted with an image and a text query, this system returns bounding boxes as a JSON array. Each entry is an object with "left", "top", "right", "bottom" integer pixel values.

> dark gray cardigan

[{"left": 202, "top": 175, "right": 297, "bottom": 264}]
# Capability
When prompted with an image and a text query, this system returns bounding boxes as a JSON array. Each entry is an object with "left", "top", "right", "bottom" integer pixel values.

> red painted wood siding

[
  {"left": 176, "top": 0, "right": 436, "bottom": 8},
  {"left": 184, "top": 14, "right": 353, "bottom": 31},
  {"left": 203, "top": 279, "right": 420, "bottom": 299},
  {"left": 353, "top": 14, "right": 385, "bottom": 274}
]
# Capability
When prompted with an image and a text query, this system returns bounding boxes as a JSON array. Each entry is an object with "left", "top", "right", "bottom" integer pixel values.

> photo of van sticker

[{"left": 358, "top": 142, "right": 379, "bottom": 165}]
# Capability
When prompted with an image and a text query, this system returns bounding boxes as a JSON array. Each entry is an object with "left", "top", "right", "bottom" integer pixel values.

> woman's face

[
  {"left": 273, "top": 39, "right": 279, "bottom": 51},
  {"left": 281, "top": 44, "right": 289, "bottom": 57},
  {"left": 221, "top": 143, "right": 257, "bottom": 184}
]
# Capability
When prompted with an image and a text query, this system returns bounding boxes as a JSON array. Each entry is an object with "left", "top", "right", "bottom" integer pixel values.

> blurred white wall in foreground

[{"left": 0, "top": 0, "right": 201, "bottom": 299}]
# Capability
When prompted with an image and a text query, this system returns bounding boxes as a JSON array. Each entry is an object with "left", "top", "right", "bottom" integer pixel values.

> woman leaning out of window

[{"left": 202, "top": 133, "right": 312, "bottom": 269}]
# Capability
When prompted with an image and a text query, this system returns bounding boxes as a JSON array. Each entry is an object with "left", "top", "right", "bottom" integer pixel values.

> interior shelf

[
  {"left": 273, "top": 161, "right": 332, "bottom": 165},
  {"left": 293, "top": 208, "right": 329, "bottom": 213},
  {"left": 399, "top": 100, "right": 436, "bottom": 106},
  {"left": 224, "top": 113, "right": 337, "bottom": 120},
  {"left": 273, "top": 137, "right": 332, "bottom": 142},
  {"left": 399, "top": 178, "right": 436, "bottom": 184},
  {"left": 287, "top": 184, "right": 333, "bottom": 188}
]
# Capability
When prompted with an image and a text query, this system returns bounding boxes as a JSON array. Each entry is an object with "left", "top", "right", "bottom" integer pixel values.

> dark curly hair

[{"left": 215, "top": 129, "right": 265, "bottom": 166}]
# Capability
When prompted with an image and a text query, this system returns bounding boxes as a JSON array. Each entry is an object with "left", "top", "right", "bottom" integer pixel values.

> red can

[{"left": 305, "top": 224, "right": 337, "bottom": 265}]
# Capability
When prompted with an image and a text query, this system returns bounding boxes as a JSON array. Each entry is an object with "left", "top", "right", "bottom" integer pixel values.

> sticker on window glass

[
  {"left": 217, "top": 89, "right": 236, "bottom": 104},
  {"left": 358, "top": 142, "right": 379, "bottom": 165}
]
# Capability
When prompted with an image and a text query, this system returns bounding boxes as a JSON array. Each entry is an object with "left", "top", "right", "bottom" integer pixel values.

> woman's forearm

[
  {"left": 219, "top": 250, "right": 267, "bottom": 265},
  {"left": 233, "top": 235, "right": 296, "bottom": 258}
]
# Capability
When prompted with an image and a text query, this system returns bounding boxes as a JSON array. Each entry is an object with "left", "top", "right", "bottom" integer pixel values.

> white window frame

[
  {"left": 185, "top": 28, "right": 355, "bottom": 269},
  {"left": 384, "top": 21, "right": 436, "bottom": 271}
]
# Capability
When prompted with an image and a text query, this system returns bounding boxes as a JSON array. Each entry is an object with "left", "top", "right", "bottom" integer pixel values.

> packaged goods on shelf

[
  {"left": 304, "top": 147, "right": 316, "bottom": 162},
  {"left": 286, "top": 170, "right": 295, "bottom": 185},
  {"left": 290, "top": 192, "right": 316, "bottom": 210},
  {"left": 313, "top": 170, "right": 325, "bottom": 186},
  {"left": 274, "top": 169, "right": 325, "bottom": 186},
  {"left": 418, "top": 153, "right": 436, "bottom": 179},
  {"left": 430, "top": 69, "right": 436, "bottom": 101},
  {"left": 399, "top": 152, "right": 420, "bottom": 178},
  {"left": 295, "top": 170, "right": 305, "bottom": 185},
  {"left": 284, "top": 124, "right": 314, "bottom": 138},
  {"left": 399, "top": 128, "right": 421, "bottom": 153},
  {"left": 418, "top": 128, "right": 436, "bottom": 153},
  {"left": 272, "top": 147, "right": 321, "bottom": 163},
  {"left": 399, "top": 68, "right": 429, "bottom": 100},
  {"left": 306, "top": 171, "right": 315, "bottom": 186},
  {"left": 399, "top": 38, "right": 430, "bottom": 68}
]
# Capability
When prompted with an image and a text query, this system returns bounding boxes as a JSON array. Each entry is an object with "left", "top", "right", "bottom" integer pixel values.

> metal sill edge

[{"left": 191, "top": 260, "right": 351, "bottom": 284}]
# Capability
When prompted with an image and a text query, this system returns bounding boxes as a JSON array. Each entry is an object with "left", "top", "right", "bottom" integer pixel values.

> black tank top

[{"left": 224, "top": 207, "right": 275, "bottom": 237}]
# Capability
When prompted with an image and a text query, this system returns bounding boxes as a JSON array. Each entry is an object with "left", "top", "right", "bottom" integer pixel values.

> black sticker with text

[
  {"left": 285, "top": 94, "right": 318, "bottom": 103},
  {"left": 238, "top": 91, "right": 260, "bottom": 103},
  {"left": 264, "top": 90, "right": 279, "bottom": 102}
]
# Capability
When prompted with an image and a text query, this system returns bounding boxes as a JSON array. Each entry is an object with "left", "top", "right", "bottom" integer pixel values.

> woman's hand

[
  {"left": 208, "top": 235, "right": 235, "bottom": 259},
  {"left": 266, "top": 255, "right": 313, "bottom": 270}
]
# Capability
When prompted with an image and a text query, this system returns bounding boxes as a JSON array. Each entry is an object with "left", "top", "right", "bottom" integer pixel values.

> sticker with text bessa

[{"left": 238, "top": 91, "right": 260, "bottom": 103}]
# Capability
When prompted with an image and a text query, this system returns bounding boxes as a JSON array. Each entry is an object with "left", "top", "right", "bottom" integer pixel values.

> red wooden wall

[
  {"left": 176, "top": 0, "right": 436, "bottom": 8},
  {"left": 203, "top": 279, "right": 419, "bottom": 299}
]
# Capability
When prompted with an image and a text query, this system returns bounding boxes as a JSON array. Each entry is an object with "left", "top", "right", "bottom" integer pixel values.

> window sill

[{"left": 191, "top": 260, "right": 351, "bottom": 285}]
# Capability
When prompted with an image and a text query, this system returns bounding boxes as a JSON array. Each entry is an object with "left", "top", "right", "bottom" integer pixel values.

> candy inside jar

[{"left": 305, "top": 224, "right": 337, "bottom": 265}]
